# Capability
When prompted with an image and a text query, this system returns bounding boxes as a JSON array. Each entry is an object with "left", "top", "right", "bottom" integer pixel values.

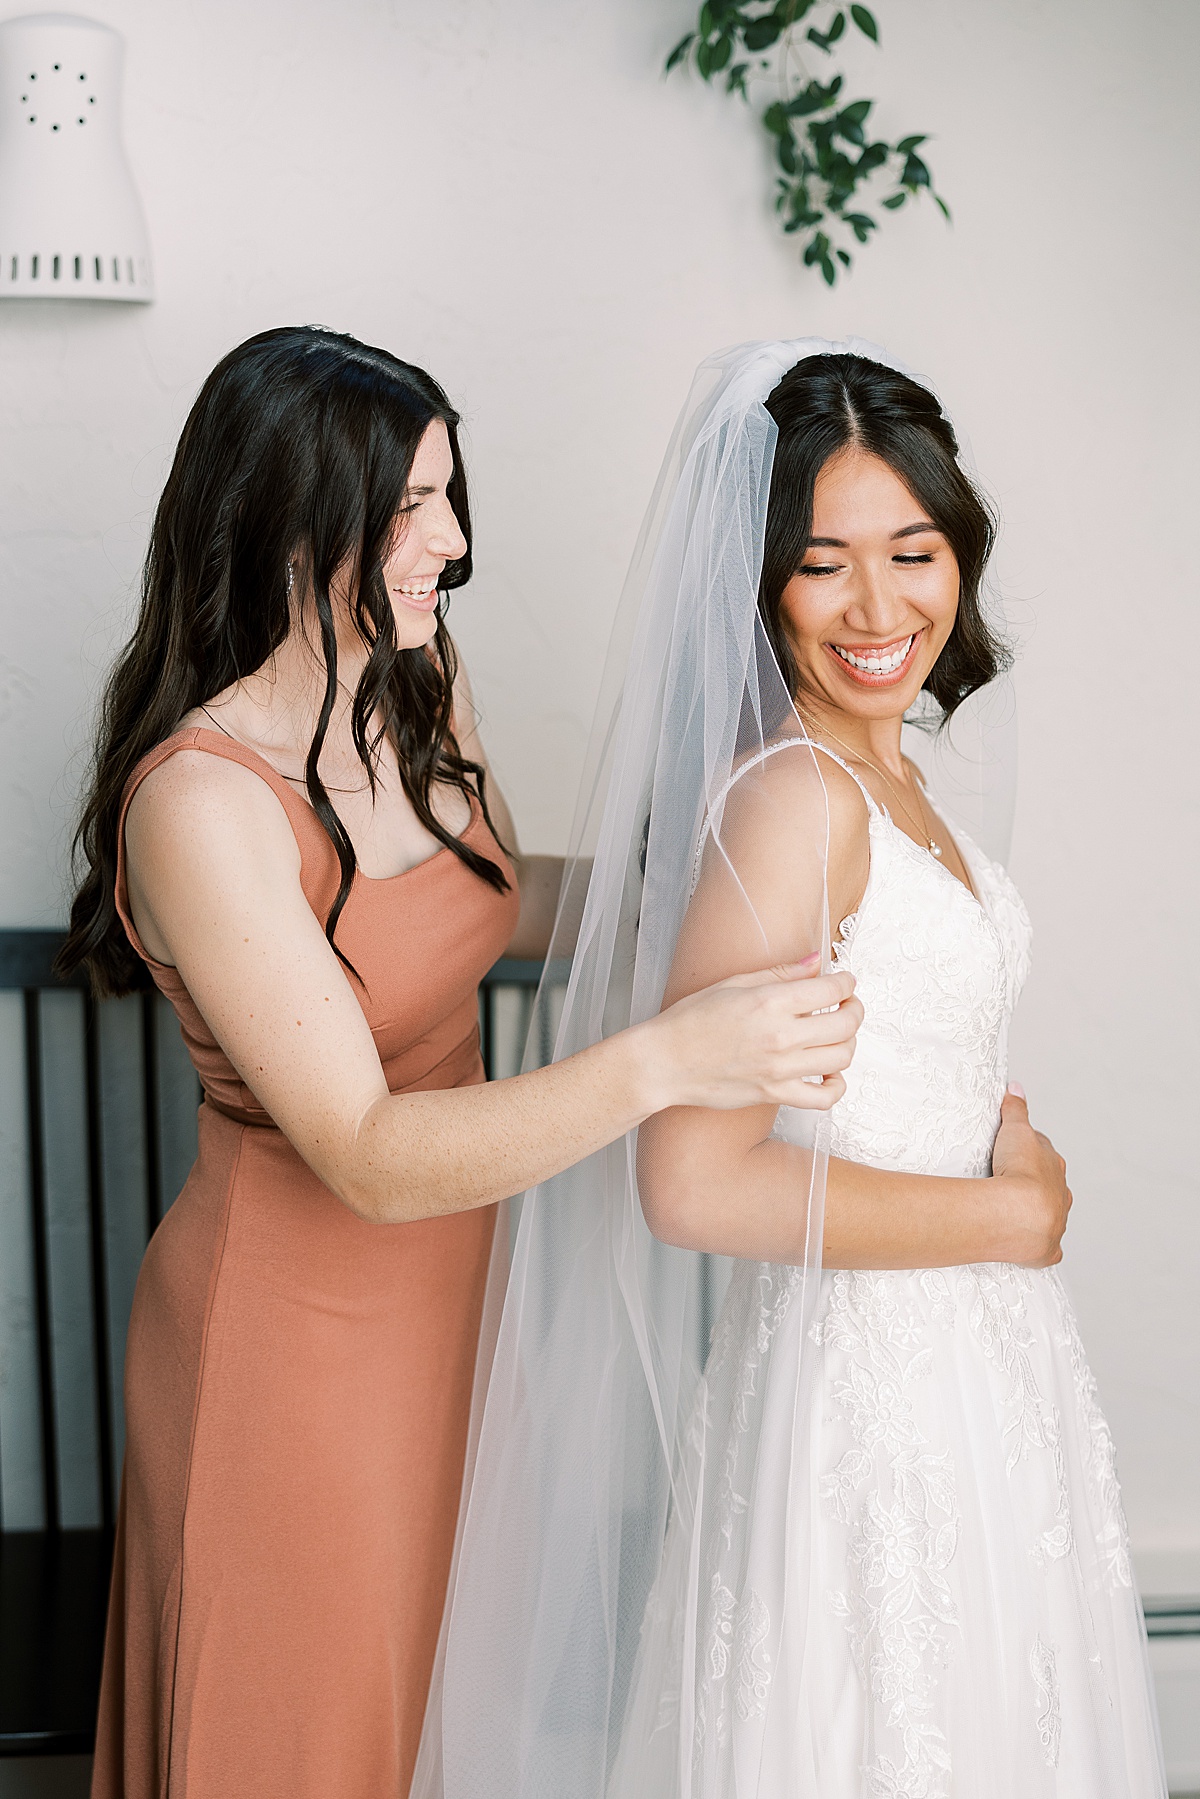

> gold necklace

[{"left": 806, "top": 720, "right": 944, "bottom": 860}]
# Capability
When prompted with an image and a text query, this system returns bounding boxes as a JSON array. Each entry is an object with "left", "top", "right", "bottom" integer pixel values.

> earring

[{"left": 286, "top": 561, "right": 295, "bottom": 597}]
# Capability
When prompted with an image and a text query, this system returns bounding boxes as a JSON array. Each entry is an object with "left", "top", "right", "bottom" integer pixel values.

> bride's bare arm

[
  {"left": 637, "top": 753, "right": 1070, "bottom": 1270},
  {"left": 124, "top": 751, "right": 858, "bottom": 1226}
]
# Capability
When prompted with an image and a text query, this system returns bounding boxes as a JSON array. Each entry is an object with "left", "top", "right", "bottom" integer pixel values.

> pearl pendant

[{"left": 930, "top": 841, "right": 943, "bottom": 859}]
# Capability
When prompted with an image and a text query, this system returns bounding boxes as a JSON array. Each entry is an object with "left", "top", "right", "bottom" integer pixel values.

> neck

[
  {"left": 798, "top": 692, "right": 907, "bottom": 777},
  {"left": 228, "top": 601, "right": 372, "bottom": 766}
]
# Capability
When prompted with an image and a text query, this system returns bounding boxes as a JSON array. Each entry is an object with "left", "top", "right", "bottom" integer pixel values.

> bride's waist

[
  {"left": 828, "top": 1109, "right": 999, "bottom": 1179},
  {"left": 825, "top": 1052, "right": 1005, "bottom": 1176}
]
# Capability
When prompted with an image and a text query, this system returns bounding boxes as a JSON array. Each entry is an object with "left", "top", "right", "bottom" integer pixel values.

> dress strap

[
  {"left": 115, "top": 726, "right": 332, "bottom": 965},
  {"left": 806, "top": 742, "right": 882, "bottom": 819},
  {"left": 690, "top": 736, "right": 844, "bottom": 894}
]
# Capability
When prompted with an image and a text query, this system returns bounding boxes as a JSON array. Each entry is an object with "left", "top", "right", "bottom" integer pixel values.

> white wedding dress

[{"left": 615, "top": 756, "right": 1166, "bottom": 1798}]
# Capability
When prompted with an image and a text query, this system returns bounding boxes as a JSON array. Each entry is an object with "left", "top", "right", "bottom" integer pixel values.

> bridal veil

[{"left": 413, "top": 336, "right": 1011, "bottom": 1799}]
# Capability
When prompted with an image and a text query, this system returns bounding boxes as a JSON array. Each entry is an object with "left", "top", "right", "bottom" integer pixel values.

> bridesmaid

[{"left": 58, "top": 326, "right": 862, "bottom": 1799}]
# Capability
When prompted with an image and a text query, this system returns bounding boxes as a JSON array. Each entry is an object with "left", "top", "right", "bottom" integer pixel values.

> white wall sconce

[{"left": 0, "top": 12, "right": 152, "bottom": 302}]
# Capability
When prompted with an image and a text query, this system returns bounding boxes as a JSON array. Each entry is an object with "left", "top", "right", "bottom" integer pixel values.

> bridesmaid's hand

[
  {"left": 991, "top": 1085, "right": 1073, "bottom": 1266},
  {"left": 640, "top": 955, "right": 861, "bottom": 1114}
]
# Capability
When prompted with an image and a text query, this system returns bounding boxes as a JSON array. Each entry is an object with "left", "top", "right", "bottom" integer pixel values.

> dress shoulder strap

[
  {"left": 691, "top": 735, "right": 865, "bottom": 894},
  {"left": 115, "top": 726, "right": 331, "bottom": 965},
  {"left": 806, "top": 742, "right": 882, "bottom": 818}
]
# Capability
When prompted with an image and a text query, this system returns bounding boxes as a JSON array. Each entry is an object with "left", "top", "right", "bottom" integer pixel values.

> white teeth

[{"left": 833, "top": 635, "right": 913, "bottom": 675}]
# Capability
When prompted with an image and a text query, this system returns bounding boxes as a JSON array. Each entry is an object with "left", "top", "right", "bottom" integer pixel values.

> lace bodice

[{"left": 828, "top": 774, "right": 1032, "bottom": 1179}]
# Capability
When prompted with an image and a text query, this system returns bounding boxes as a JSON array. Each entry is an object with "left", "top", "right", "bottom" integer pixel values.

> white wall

[{"left": 0, "top": 0, "right": 1196, "bottom": 1581}]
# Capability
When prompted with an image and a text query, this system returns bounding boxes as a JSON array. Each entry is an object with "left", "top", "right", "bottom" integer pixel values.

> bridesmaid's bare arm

[{"left": 123, "top": 752, "right": 858, "bottom": 1227}]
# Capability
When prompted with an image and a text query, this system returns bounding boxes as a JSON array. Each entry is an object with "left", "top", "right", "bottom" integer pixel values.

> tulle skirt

[{"left": 613, "top": 1262, "right": 1166, "bottom": 1799}]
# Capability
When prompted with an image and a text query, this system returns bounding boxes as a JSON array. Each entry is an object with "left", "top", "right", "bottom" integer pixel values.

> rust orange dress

[{"left": 91, "top": 727, "right": 520, "bottom": 1799}]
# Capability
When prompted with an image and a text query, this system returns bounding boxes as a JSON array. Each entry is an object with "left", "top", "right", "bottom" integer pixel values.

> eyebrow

[
  {"left": 405, "top": 483, "right": 438, "bottom": 498},
  {"left": 807, "top": 521, "right": 942, "bottom": 548}
]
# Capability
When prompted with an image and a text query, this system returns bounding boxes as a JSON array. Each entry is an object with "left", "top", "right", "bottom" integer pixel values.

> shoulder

[
  {"left": 707, "top": 740, "right": 870, "bottom": 931},
  {"left": 717, "top": 740, "right": 869, "bottom": 861},
  {"left": 126, "top": 746, "right": 300, "bottom": 887}
]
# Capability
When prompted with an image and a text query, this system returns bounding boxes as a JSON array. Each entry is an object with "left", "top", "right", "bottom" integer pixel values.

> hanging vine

[{"left": 665, "top": 1, "right": 949, "bottom": 284}]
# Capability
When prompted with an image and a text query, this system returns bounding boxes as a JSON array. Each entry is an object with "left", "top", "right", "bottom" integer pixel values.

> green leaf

[
  {"left": 709, "top": 32, "right": 733, "bottom": 70},
  {"left": 696, "top": 37, "right": 714, "bottom": 79},
  {"left": 786, "top": 76, "right": 842, "bottom": 117},
  {"left": 664, "top": 31, "right": 695, "bottom": 72},
  {"left": 881, "top": 190, "right": 907, "bottom": 209},
  {"left": 850, "top": 3, "right": 878, "bottom": 40},
  {"left": 837, "top": 248, "right": 852, "bottom": 265},
  {"left": 726, "top": 60, "right": 750, "bottom": 96},
  {"left": 934, "top": 193, "right": 952, "bottom": 221},
  {"left": 699, "top": 2, "right": 715, "bottom": 36},
  {"left": 763, "top": 100, "right": 789, "bottom": 136},
  {"left": 844, "top": 210, "right": 876, "bottom": 242},
  {"left": 902, "top": 152, "right": 931, "bottom": 189},
  {"left": 895, "top": 133, "right": 927, "bottom": 155},
  {"left": 839, "top": 99, "right": 872, "bottom": 128},
  {"left": 821, "top": 254, "right": 837, "bottom": 285},
  {"left": 744, "top": 16, "right": 783, "bottom": 50},
  {"left": 777, "top": 134, "right": 799, "bottom": 175},
  {"left": 806, "top": 10, "right": 846, "bottom": 52}
]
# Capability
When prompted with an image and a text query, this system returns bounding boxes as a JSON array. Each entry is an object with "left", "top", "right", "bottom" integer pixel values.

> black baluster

[{"left": 24, "top": 989, "right": 59, "bottom": 1532}]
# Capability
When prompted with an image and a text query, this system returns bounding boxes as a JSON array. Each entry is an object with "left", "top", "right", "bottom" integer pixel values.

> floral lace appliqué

[
  {"left": 1030, "top": 1634, "right": 1062, "bottom": 1767},
  {"left": 816, "top": 1272, "right": 960, "bottom": 1798}
]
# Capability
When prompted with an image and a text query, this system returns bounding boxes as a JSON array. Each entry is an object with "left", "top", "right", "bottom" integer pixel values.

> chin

[{"left": 393, "top": 612, "right": 441, "bottom": 653}]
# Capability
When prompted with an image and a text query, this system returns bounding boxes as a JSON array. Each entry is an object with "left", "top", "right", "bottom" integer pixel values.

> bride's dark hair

[
  {"left": 760, "top": 353, "right": 1007, "bottom": 719},
  {"left": 60, "top": 324, "right": 508, "bottom": 997}
]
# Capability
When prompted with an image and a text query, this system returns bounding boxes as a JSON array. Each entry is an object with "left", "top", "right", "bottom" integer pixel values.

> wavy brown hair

[
  {"left": 59, "top": 325, "right": 508, "bottom": 996},
  {"left": 760, "top": 353, "right": 1008, "bottom": 718}
]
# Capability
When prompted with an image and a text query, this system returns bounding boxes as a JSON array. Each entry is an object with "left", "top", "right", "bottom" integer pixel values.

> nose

[
  {"left": 428, "top": 497, "right": 467, "bottom": 562},
  {"left": 841, "top": 557, "right": 911, "bottom": 639}
]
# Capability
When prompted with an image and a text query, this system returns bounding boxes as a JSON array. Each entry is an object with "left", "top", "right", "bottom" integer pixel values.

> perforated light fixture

[{"left": 0, "top": 12, "right": 152, "bottom": 301}]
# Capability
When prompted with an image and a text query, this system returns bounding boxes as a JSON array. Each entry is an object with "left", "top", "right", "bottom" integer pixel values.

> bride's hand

[
  {"left": 991, "top": 1085, "right": 1073, "bottom": 1266},
  {"left": 640, "top": 954, "right": 861, "bottom": 1114}
]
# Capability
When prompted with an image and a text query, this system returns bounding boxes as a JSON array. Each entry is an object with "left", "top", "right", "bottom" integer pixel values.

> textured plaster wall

[{"left": 0, "top": 0, "right": 1195, "bottom": 1568}]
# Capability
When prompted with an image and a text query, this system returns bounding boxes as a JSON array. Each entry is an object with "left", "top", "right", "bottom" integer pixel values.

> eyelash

[{"left": 800, "top": 551, "right": 934, "bottom": 576}]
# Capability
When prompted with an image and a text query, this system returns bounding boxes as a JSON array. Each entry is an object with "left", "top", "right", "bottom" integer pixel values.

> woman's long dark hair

[
  {"left": 59, "top": 324, "right": 508, "bottom": 996},
  {"left": 760, "top": 353, "right": 1007, "bottom": 717}
]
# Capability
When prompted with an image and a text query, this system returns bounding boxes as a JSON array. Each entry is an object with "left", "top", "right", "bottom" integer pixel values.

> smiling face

[
  {"left": 778, "top": 445, "right": 960, "bottom": 728},
  {"left": 380, "top": 418, "right": 469, "bottom": 651}
]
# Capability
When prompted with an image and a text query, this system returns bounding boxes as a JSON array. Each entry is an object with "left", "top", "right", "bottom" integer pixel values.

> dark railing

[
  {"left": 0, "top": 931, "right": 550, "bottom": 1757},
  {"left": 0, "top": 931, "right": 1190, "bottom": 1758}
]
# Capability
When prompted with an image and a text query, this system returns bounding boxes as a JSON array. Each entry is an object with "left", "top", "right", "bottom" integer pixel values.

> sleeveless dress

[
  {"left": 617, "top": 756, "right": 1167, "bottom": 1798},
  {"left": 91, "top": 727, "right": 520, "bottom": 1799}
]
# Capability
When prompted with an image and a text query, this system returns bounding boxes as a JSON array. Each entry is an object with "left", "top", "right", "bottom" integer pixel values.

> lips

[
  {"left": 391, "top": 577, "right": 441, "bottom": 613},
  {"left": 825, "top": 631, "right": 921, "bottom": 686}
]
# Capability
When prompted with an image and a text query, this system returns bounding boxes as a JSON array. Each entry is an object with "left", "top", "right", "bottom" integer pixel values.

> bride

[{"left": 414, "top": 341, "right": 1165, "bottom": 1798}]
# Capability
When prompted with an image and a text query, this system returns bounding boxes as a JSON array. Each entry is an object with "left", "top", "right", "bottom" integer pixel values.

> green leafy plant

[{"left": 666, "top": 1, "right": 949, "bottom": 284}]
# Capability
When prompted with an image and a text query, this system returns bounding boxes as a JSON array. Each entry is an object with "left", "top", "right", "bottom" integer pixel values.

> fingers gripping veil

[{"left": 416, "top": 339, "right": 910, "bottom": 1798}]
